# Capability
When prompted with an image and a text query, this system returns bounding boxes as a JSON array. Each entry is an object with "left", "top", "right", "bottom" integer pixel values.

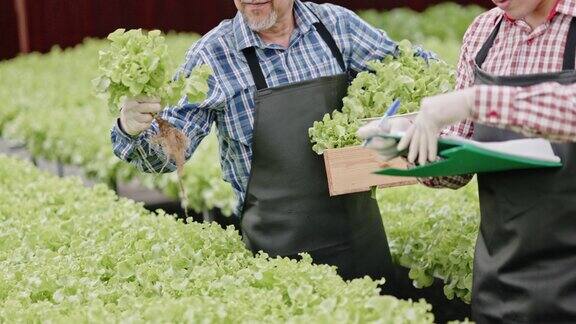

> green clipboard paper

[{"left": 374, "top": 134, "right": 563, "bottom": 178}]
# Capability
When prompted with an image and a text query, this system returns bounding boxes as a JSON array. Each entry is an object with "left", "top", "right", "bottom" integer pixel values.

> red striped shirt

[{"left": 423, "top": 0, "right": 576, "bottom": 188}]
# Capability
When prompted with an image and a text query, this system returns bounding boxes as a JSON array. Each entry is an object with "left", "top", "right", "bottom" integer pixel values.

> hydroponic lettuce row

[
  {"left": 0, "top": 34, "right": 237, "bottom": 215},
  {"left": 0, "top": 155, "right": 434, "bottom": 323},
  {"left": 360, "top": 4, "right": 484, "bottom": 66},
  {"left": 359, "top": 3, "right": 484, "bottom": 44},
  {"left": 377, "top": 181, "right": 480, "bottom": 303},
  {"left": 93, "top": 28, "right": 212, "bottom": 112},
  {"left": 0, "top": 3, "right": 482, "bottom": 310},
  {"left": 308, "top": 40, "right": 455, "bottom": 154}
]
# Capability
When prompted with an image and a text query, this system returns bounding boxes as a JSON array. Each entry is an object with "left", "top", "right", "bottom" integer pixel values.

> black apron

[
  {"left": 239, "top": 19, "right": 396, "bottom": 292},
  {"left": 471, "top": 17, "right": 576, "bottom": 323}
]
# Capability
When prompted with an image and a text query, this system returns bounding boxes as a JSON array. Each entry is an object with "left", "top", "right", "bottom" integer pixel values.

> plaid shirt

[
  {"left": 423, "top": 0, "right": 576, "bottom": 189},
  {"left": 111, "top": 0, "right": 432, "bottom": 215}
]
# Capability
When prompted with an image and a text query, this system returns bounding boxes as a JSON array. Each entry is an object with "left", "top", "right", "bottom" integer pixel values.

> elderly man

[{"left": 112, "top": 0, "right": 432, "bottom": 292}]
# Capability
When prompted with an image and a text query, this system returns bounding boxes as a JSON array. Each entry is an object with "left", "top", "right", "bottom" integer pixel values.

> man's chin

[
  {"left": 243, "top": 13, "right": 277, "bottom": 31},
  {"left": 246, "top": 14, "right": 268, "bottom": 23}
]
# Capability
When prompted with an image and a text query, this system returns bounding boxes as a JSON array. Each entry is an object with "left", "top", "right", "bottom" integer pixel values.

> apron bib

[
  {"left": 472, "top": 17, "right": 576, "bottom": 323},
  {"left": 239, "top": 18, "right": 396, "bottom": 291}
]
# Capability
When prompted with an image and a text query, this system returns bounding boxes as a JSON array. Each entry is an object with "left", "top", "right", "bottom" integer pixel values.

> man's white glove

[
  {"left": 119, "top": 97, "right": 162, "bottom": 137},
  {"left": 398, "top": 88, "right": 475, "bottom": 165},
  {"left": 357, "top": 117, "right": 412, "bottom": 161}
]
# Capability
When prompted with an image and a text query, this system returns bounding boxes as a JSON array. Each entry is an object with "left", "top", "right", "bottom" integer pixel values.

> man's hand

[
  {"left": 119, "top": 97, "right": 162, "bottom": 137},
  {"left": 357, "top": 116, "right": 412, "bottom": 161},
  {"left": 398, "top": 87, "right": 475, "bottom": 165}
]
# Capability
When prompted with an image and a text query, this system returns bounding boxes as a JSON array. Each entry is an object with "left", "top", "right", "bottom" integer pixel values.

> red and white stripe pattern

[{"left": 423, "top": 0, "right": 576, "bottom": 188}]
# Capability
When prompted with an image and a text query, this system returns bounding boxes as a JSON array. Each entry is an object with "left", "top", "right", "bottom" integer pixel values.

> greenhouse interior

[{"left": 2, "top": 0, "right": 575, "bottom": 323}]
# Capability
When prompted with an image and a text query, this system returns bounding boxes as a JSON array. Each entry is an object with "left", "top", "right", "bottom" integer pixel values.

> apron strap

[
  {"left": 305, "top": 3, "right": 347, "bottom": 73},
  {"left": 476, "top": 16, "right": 576, "bottom": 71},
  {"left": 475, "top": 17, "right": 504, "bottom": 68},
  {"left": 312, "top": 21, "right": 347, "bottom": 73},
  {"left": 562, "top": 17, "right": 576, "bottom": 70},
  {"left": 242, "top": 47, "right": 268, "bottom": 90}
]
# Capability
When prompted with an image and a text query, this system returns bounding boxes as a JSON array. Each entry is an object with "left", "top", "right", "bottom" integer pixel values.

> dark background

[{"left": 1, "top": 0, "right": 493, "bottom": 61}]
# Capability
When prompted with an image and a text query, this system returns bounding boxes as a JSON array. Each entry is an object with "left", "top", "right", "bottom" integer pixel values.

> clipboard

[{"left": 374, "top": 134, "right": 562, "bottom": 177}]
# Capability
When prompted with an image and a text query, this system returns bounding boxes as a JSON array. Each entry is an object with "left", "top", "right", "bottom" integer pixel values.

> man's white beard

[{"left": 243, "top": 9, "right": 278, "bottom": 32}]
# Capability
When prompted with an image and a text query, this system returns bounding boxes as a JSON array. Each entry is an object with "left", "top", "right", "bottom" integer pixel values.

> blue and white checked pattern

[{"left": 111, "top": 1, "right": 433, "bottom": 216}]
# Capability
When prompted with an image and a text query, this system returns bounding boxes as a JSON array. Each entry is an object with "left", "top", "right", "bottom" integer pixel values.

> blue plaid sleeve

[
  {"left": 320, "top": 4, "right": 436, "bottom": 72},
  {"left": 341, "top": 7, "right": 398, "bottom": 72},
  {"left": 110, "top": 49, "right": 224, "bottom": 173}
]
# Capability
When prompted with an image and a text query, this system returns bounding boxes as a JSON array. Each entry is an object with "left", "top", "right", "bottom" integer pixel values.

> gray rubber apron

[
  {"left": 471, "top": 17, "right": 576, "bottom": 323},
  {"left": 239, "top": 20, "right": 395, "bottom": 289}
]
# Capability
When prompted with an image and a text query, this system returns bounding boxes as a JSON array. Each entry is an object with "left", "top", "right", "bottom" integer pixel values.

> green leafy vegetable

[
  {"left": 0, "top": 155, "right": 434, "bottom": 323},
  {"left": 0, "top": 34, "right": 236, "bottom": 215},
  {"left": 93, "top": 29, "right": 214, "bottom": 217},
  {"left": 93, "top": 28, "right": 211, "bottom": 112},
  {"left": 377, "top": 181, "right": 480, "bottom": 303},
  {"left": 359, "top": 3, "right": 484, "bottom": 44}
]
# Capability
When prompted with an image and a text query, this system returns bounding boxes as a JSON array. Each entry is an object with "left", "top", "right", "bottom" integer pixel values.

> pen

[
  {"left": 363, "top": 99, "right": 401, "bottom": 147},
  {"left": 379, "top": 99, "right": 401, "bottom": 126}
]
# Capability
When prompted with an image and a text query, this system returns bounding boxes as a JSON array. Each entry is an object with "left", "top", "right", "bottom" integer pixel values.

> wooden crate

[{"left": 323, "top": 146, "right": 417, "bottom": 196}]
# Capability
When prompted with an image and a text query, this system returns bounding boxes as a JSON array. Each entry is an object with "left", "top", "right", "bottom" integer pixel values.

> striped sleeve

[
  {"left": 472, "top": 83, "right": 576, "bottom": 142},
  {"left": 417, "top": 15, "right": 480, "bottom": 189}
]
